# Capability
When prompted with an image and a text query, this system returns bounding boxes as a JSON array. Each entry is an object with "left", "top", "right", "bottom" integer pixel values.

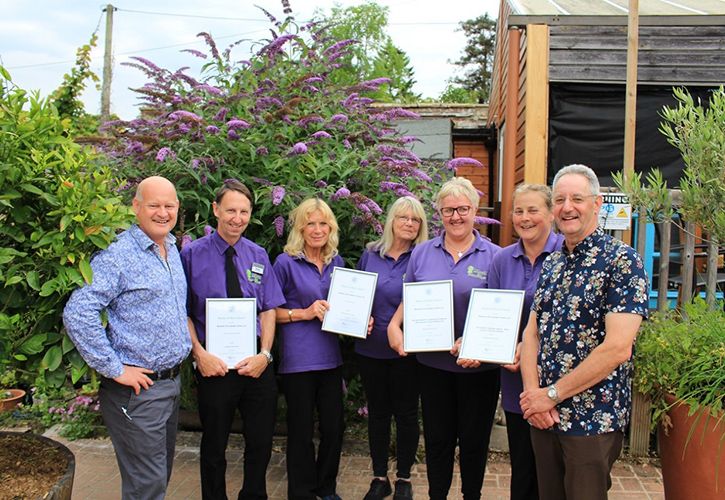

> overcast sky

[{"left": 1, "top": 0, "right": 500, "bottom": 119}]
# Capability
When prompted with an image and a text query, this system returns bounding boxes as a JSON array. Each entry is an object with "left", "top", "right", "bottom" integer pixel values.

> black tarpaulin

[{"left": 548, "top": 83, "right": 717, "bottom": 187}]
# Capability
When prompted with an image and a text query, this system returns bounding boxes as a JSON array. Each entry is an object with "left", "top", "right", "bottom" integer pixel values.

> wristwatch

[
  {"left": 547, "top": 384, "right": 560, "bottom": 404},
  {"left": 260, "top": 350, "right": 273, "bottom": 364}
]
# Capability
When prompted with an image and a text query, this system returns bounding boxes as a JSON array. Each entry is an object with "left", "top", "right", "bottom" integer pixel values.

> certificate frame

[
  {"left": 322, "top": 267, "right": 378, "bottom": 339},
  {"left": 205, "top": 298, "right": 257, "bottom": 369},
  {"left": 458, "top": 288, "right": 525, "bottom": 364},
  {"left": 403, "top": 280, "right": 454, "bottom": 352}
]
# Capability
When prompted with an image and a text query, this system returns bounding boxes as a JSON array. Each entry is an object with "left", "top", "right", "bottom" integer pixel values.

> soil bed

[{"left": 0, "top": 433, "right": 68, "bottom": 500}]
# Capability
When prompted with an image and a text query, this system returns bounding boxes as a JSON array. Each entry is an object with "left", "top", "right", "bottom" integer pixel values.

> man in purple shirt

[{"left": 180, "top": 180, "right": 285, "bottom": 500}]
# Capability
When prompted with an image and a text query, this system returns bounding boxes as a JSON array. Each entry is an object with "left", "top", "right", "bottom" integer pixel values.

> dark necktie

[{"left": 225, "top": 246, "right": 244, "bottom": 298}]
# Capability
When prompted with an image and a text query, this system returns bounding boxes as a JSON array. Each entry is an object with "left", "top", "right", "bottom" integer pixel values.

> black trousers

[
  {"left": 505, "top": 410, "right": 539, "bottom": 500},
  {"left": 281, "top": 367, "right": 344, "bottom": 500},
  {"left": 357, "top": 353, "right": 420, "bottom": 479},
  {"left": 196, "top": 366, "right": 277, "bottom": 500},
  {"left": 419, "top": 364, "right": 500, "bottom": 500}
]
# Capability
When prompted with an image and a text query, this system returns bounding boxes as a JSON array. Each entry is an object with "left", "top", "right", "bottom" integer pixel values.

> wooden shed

[{"left": 488, "top": 0, "right": 725, "bottom": 245}]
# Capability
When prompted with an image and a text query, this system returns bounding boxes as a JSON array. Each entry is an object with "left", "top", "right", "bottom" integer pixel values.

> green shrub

[{"left": 0, "top": 67, "right": 134, "bottom": 387}]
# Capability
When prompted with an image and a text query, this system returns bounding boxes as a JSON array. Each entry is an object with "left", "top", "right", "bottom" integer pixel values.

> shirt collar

[
  {"left": 129, "top": 224, "right": 175, "bottom": 250},
  {"left": 562, "top": 227, "right": 604, "bottom": 256},
  {"left": 211, "top": 229, "right": 244, "bottom": 255},
  {"left": 511, "top": 231, "right": 562, "bottom": 259},
  {"left": 433, "top": 229, "right": 489, "bottom": 253}
]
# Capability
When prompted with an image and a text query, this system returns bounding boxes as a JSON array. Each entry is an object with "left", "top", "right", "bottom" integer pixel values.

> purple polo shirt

[
  {"left": 180, "top": 231, "right": 285, "bottom": 344},
  {"left": 273, "top": 252, "right": 345, "bottom": 374},
  {"left": 354, "top": 248, "right": 412, "bottom": 360},
  {"left": 404, "top": 230, "right": 500, "bottom": 373},
  {"left": 487, "top": 231, "right": 564, "bottom": 413}
]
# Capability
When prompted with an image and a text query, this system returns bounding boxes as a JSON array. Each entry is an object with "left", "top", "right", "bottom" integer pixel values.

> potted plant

[
  {"left": 0, "top": 368, "right": 25, "bottom": 412},
  {"left": 634, "top": 299, "right": 724, "bottom": 499}
]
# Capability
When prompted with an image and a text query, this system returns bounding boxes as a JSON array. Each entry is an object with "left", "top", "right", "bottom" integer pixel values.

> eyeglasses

[
  {"left": 552, "top": 194, "right": 597, "bottom": 206},
  {"left": 440, "top": 205, "right": 472, "bottom": 217},
  {"left": 396, "top": 215, "right": 422, "bottom": 225}
]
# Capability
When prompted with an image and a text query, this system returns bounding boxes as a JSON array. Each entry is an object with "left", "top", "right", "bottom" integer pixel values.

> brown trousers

[{"left": 530, "top": 428, "right": 624, "bottom": 500}]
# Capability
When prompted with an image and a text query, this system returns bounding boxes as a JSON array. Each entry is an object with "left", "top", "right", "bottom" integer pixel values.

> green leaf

[
  {"left": 44, "top": 368, "right": 66, "bottom": 388},
  {"left": 62, "top": 334, "right": 75, "bottom": 354},
  {"left": 41, "top": 345, "right": 63, "bottom": 371},
  {"left": 71, "top": 364, "right": 88, "bottom": 384},
  {"left": 4, "top": 276, "right": 23, "bottom": 286},
  {"left": 79, "top": 259, "right": 93, "bottom": 284},
  {"left": 26, "top": 271, "right": 40, "bottom": 290},
  {"left": 39, "top": 280, "right": 57, "bottom": 297},
  {"left": 19, "top": 333, "right": 47, "bottom": 355},
  {"left": 20, "top": 183, "right": 44, "bottom": 195}
]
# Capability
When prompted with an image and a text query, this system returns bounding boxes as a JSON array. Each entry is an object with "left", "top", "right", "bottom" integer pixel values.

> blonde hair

[
  {"left": 435, "top": 177, "right": 480, "bottom": 209},
  {"left": 284, "top": 198, "right": 340, "bottom": 264},
  {"left": 367, "top": 196, "right": 428, "bottom": 257},
  {"left": 512, "top": 184, "right": 553, "bottom": 211}
]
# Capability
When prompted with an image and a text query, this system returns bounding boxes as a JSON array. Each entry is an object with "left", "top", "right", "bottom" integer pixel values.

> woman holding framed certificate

[
  {"left": 487, "top": 184, "right": 564, "bottom": 500},
  {"left": 273, "top": 198, "right": 345, "bottom": 500},
  {"left": 355, "top": 196, "right": 428, "bottom": 500},
  {"left": 388, "top": 177, "right": 501, "bottom": 500}
]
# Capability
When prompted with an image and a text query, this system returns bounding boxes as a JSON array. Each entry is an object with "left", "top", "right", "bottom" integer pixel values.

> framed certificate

[
  {"left": 322, "top": 267, "right": 378, "bottom": 339},
  {"left": 403, "top": 280, "right": 454, "bottom": 352},
  {"left": 458, "top": 288, "right": 525, "bottom": 364},
  {"left": 205, "top": 298, "right": 257, "bottom": 369}
]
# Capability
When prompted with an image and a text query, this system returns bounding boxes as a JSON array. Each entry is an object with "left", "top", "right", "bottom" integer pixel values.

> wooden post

[
  {"left": 623, "top": 0, "right": 639, "bottom": 184},
  {"left": 657, "top": 220, "right": 672, "bottom": 312},
  {"left": 682, "top": 222, "right": 696, "bottom": 303},
  {"left": 523, "top": 24, "right": 549, "bottom": 185},
  {"left": 706, "top": 238, "right": 719, "bottom": 308},
  {"left": 100, "top": 4, "right": 115, "bottom": 125}
]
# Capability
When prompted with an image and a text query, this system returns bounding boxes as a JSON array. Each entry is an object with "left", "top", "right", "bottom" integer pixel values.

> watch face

[{"left": 548, "top": 387, "right": 557, "bottom": 399}]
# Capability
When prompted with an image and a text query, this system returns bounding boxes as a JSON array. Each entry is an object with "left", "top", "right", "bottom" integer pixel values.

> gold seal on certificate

[
  {"left": 205, "top": 298, "right": 258, "bottom": 369},
  {"left": 458, "top": 288, "right": 525, "bottom": 364},
  {"left": 403, "top": 280, "right": 454, "bottom": 352},
  {"left": 322, "top": 267, "right": 378, "bottom": 339}
]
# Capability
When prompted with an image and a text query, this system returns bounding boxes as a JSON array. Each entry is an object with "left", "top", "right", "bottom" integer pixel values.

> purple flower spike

[
  {"left": 228, "top": 130, "right": 240, "bottom": 140},
  {"left": 168, "top": 110, "right": 202, "bottom": 122},
  {"left": 181, "top": 234, "right": 193, "bottom": 249},
  {"left": 330, "top": 113, "right": 348, "bottom": 124},
  {"left": 273, "top": 216, "right": 285, "bottom": 237},
  {"left": 206, "top": 125, "right": 220, "bottom": 134},
  {"left": 315, "top": 180, "right": 328, "bottom": 188},
  {"left": 446, "top": 157, "right": 484, "bottom": 170},
  {"left": 155, "top": 147, "right": 174, "bottom": 162},
  {"left": 204, "top": 225, "right": 214, "bottom": 237},
  {"left": 227, "top": 119, "right": 251, "bottom": 130},
  {"left": 289, "top": 142, "right": 308, "bottom": 155},
  {"left": 311, "top": 131, "right": 332, "bottom": 140},
  {"left": 331, "top": 187, "right": 351, "bottom": 201},
  {"left": 256, "top": 146, "right": 269, "bottom": 156},
  {"left": 213, "top": 108, "right": 228, "bottom": 121},
  {"left": 474, "top": 216, "right": 501, "bottom": 226},
  {"left": 271, "top": 186, "right": 286, "bottom": 206}
]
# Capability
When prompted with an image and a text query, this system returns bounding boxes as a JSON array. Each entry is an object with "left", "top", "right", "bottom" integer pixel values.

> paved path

[{"left": 58, "top": 431, "right": 664, "bottom": 499}]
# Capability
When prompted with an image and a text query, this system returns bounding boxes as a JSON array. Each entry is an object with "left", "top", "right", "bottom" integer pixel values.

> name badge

[{"left": 251, "top": 263, "right": 265, "bottom": 275}]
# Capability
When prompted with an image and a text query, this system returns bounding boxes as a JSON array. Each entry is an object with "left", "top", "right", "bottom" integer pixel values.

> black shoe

[
  {"left": 364, "top": 478, "right": 392, "bottom": 499},
  {"left": 393, "top": 479, "right": 413, "bottom": 500}
]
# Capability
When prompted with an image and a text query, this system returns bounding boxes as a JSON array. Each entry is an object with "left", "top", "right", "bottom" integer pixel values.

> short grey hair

[
  {"left": 435, "top": 177, "right": 480, "bottom": 209},
  {"left": 367, "top": 196, "right": 428, "bottom": 257},
  {"left": 552, "top": 164, "right": 600, "bottom": 195}
]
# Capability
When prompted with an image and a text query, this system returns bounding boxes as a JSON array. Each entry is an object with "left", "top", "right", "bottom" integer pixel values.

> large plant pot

[
  {"left": 0, "top": 388, "right": 25, "bottom": 412},
  {"left": 658, "top": 394, "right": 724, "bottom": 499},
  {"left": 0, "top": 431, "right": 75, "bottom": 499}
]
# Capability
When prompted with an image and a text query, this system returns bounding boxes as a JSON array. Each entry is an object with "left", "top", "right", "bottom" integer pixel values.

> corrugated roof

[{"left": 508, "top": 0, "right": 725, "bottom": 16}]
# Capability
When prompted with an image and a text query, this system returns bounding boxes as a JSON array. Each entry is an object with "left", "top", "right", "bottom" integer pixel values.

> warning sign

[{"left": 598, "top": 192, "right": 631, "bottom": 230}]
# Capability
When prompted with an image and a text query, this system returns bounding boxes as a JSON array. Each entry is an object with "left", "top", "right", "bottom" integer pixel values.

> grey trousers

[{"left": 100, "top": 375, "right": 182, "bottom": 500}]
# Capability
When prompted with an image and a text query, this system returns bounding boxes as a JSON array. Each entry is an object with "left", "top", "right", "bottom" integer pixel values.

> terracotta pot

[
  {"left": 0, "top": 388, "right": 25, "bottom": 412},
  {"left": 658, "top": 393, "right": 724, "bottom": 499}
]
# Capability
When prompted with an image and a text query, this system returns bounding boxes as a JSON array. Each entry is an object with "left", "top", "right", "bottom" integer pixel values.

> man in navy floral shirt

[{"left": 520, "top": 164, "right": 648, "bottom": 500}]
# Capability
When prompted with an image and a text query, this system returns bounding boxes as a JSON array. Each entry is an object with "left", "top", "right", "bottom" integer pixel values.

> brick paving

[{"left": 55, "top": 431, "right": 664, "bottom": 499}]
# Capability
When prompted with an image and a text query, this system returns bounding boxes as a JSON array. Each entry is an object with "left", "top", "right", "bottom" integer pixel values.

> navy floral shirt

[{"left": 533, "top": 228, "right": 648, "bottom": 435}]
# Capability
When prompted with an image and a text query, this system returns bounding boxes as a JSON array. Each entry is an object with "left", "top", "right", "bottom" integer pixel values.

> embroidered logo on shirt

[
  {"left": 246, "top": 269, "right": 262, "bottom": 284},
  {"left": 467, "top": 266, "right": 487, "bottom": 280}
]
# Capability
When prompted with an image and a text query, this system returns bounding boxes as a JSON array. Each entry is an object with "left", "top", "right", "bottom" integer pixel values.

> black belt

[{"left": 147, "top": 363, "right": 182, "bottom": 381}]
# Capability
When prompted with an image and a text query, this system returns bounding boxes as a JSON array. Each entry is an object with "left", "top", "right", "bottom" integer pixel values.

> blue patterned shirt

[
  {"left": 533, "top": 228, "right": 648, "bottom": 435},
  {"left": 63, "top": 224, "right": 191, "bottom": 378}
]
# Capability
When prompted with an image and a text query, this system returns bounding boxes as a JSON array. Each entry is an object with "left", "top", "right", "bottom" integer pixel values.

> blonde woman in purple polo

[
  {"left": 356, "top": 196, "right": 428, "bottom": 500},
  {"left": 388, "top": 177, "right": 501, "bottom": 500},
  {"left": 273, "top": 198, "right": 345, "bottom": 500}
]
